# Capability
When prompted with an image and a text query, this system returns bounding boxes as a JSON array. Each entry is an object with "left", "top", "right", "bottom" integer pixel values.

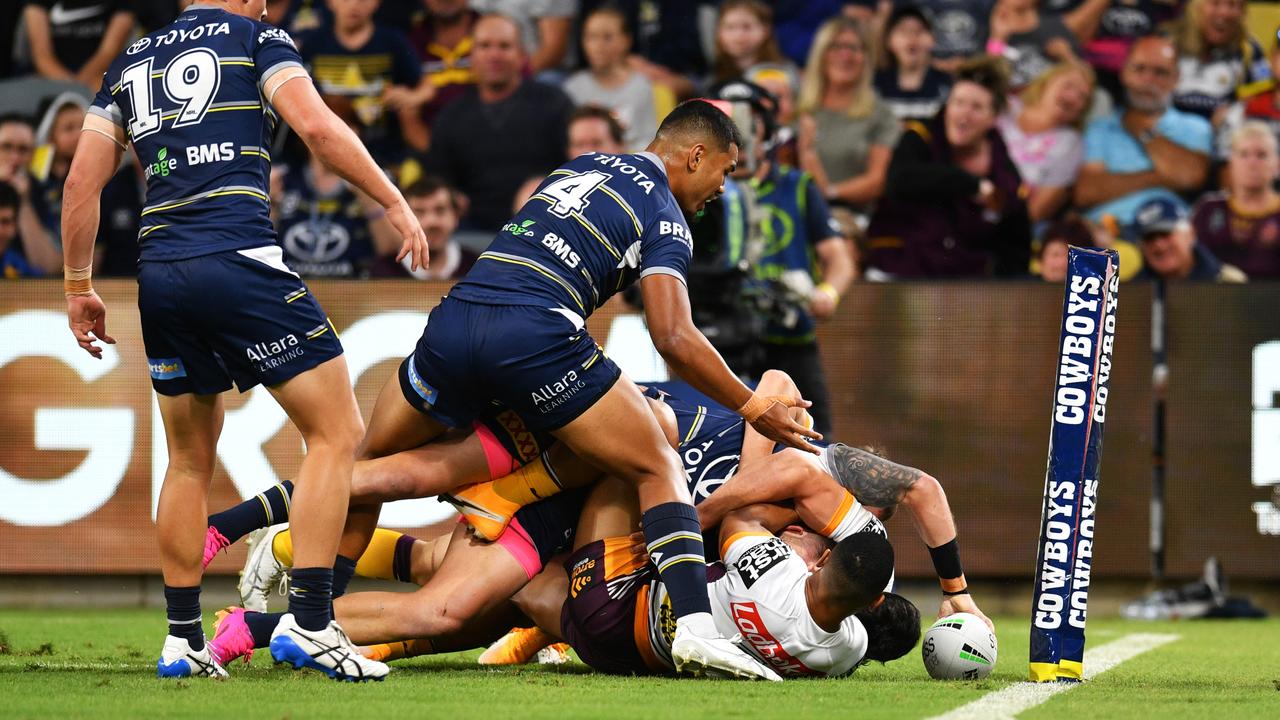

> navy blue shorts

[
  {"left": 399, "top": 298, "right": 621, "bottom": 433},
  {"left": 138, "top": 246, "right": 343, "bottom": 396}
]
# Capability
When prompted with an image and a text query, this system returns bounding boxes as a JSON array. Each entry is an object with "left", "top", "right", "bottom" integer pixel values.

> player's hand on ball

[
  {"left": 939, "top": 593, "right": 994, "bottom": 632},
  {"left": 750, "top": 397, "right": 823, "bottom": 454},
  {"left": 67, "top": 291, "right": 115, "bottom": 359},
  {"left": 388, "top": 200, "right": 429, "bottom": 271}
]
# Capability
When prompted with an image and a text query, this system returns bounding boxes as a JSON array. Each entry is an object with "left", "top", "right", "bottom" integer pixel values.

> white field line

[
  {"left": 928, "top": 633, "right": 1180, "bottom": 720},
  {"left": 11, "top": 661, "right": 153, "bottom": 671}
]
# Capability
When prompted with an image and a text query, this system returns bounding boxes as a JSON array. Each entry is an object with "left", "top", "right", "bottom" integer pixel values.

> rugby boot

[
  {"left": 269, "top": 613, "right": 389, "bottom": 682},
  {"left": 201, "top": 526, "right": 231, "bottom": 570},
  {"left": 671, "top": 627, "right": 781, "bottom": 681},
  {"left": 239, "top": 524, "right": 289, "bottom": 612},
  {"left": 156, "top": 635, "right": 228, "bottom": 679},
  {"left": 441, "top": 480, "right": 521, "bottom": 541},
  {"left": 477, "top": 626, "right": 556, "bottom": 665},
  {"left": 207, "top": 607, "right": 256, "bottom": 666}
]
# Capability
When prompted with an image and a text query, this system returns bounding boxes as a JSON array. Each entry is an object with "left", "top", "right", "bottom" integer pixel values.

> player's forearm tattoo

[{"left": 826, "top": 444, "right": 924, "bottom": 508}]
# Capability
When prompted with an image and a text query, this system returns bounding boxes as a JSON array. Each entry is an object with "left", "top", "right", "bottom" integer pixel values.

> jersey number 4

[
  {"left": 539, "top": 170, "right": 610, "bottom": 219},
  {"left": 120, "top": 48, "right": 222, "bottom": 140}
]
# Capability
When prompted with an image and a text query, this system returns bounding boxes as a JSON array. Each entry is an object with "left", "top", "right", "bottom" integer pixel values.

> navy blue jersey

[
  {"left": 89, "top": 5, "right": 303, "bottom": 261},
  {"left": 448, "top": 151, "right": 693, "bottom": 317}
]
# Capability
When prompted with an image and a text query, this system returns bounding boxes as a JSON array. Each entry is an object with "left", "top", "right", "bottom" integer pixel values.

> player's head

[
  {"left": 218, "top": 0, "right": 270, "bottom": 21},
  {"left": 650, "top": 99, "right": 741, "bottom": 215},
  {"left": 855, "top": 592, "right": 921, "bottom": 664},
  {"left": 474, "top": 14, "right": 525, "bottom": 92},
  {"left": 404, "top": 176, "right": 460, "bottom": 252},
  {"left": 817, "top": 530, "right": 894, "bottom": 611},
  {"left": 328, "top": 0, "right": 381, "bottom": 30},
  {"left": 777, "top": 524, "right": 834, "bottom": 567},
  {"left": 0, "top": 181, "right": 18, "bottom": 249},
  {"left": 568, "top": 105, "right": 625, "bottom": 158}
]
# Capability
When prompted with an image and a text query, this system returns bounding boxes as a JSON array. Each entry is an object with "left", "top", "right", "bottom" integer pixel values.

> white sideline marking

[
  {"left": 928, "top": 633, "right": 1179, "bottom": 720},
  {"left": 18, "top": 661, "right": 151, "bottom": 671}
]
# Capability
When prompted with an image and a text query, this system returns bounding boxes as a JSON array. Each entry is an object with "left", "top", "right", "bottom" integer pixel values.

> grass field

[{"left": 1, "top": 609, "right": 1277, "bottom": 719}]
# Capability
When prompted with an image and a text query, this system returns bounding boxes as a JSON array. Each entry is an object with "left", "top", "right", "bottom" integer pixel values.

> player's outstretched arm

[
  {"left": 270, "top": 75, "right": 427, "bottom": 271},
  {"left": 61, "top": 124, "right": 123, "bottom": 359},
  {"left": 640, "top": 274, "right": 822, "bottom": 454},
  {"left": 718, "top": 503, "right": 801, "bottom": 553}
]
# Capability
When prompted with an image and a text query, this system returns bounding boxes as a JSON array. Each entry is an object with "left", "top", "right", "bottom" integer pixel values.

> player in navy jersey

[{"left": 61, "top": 0, "right": 426, "bottom": 681}]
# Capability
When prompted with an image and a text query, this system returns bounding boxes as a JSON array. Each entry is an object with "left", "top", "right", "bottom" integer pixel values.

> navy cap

[{"left": 1133, "top": 197, "right": 1187, "bottom": 238}]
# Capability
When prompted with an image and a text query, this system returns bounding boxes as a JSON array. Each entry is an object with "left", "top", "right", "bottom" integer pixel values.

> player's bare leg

[{"left": 154, "top": 392, "right": 227, "bottom": 679}]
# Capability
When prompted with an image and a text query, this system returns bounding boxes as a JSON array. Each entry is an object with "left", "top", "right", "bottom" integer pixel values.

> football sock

[
  {"left": 352, "top": 529, "right": 407, "bottom": 581},
  {"left": 641, "top": 502, "right": 712, "bottom": 618},
  {"left": 243, "top": 611, "right": 283, "bottom": 649},
  {"left": 164, "top": 585, "right": 204, "bottom": 650},
  {"left": 288, "top": 567, "right": 333, "bottom": 631},
  {"left": 391, "top": 532, "right": 417, "bottom": 583},
  {"left": 207, "top": 481, "right": 293, "bottom": 544},
  {"left": 492, "top": 455, "right": 563, "bottom": 505},
  {"left": 331, "top": 555, "right": 357, "bottom": 599},
  {"left": 271, "top": 528, "right": 294, "bottom": 566},
  {"left": 364, "top": 639, "right": 433, "bottom": 662}
]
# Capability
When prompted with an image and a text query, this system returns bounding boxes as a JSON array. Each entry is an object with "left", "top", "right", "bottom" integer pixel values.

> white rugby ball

[{"left": 921, "top": 612, "right": 997, "bottom": 680}]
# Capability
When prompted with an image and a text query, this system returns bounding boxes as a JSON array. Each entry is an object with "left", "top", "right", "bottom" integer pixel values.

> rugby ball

[{"left": 921, "top": 612, "right": 997, "bottom": 680}]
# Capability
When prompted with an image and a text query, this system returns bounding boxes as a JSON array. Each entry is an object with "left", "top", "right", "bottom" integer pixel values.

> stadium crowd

[{"left": 1, "top": 0, "right": 1279, "bottom": 286}]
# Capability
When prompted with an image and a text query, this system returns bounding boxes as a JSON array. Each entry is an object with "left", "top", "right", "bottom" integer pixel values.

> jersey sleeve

[
  {"left": 87, "top": 70, "right": 124, "bottom": 131},
  {"left": 723, "top": 534, "right": 798, "bottom": 589},
  {"left": 637, "top": 206, "right": 692, "bottom": 285},
  {"left": 251, "top": 22, "right": 307, "bottom": 98}
]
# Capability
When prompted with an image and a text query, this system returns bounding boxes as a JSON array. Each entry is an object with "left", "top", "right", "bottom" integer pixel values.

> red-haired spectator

[{"left": 1192, "top": 122, "right": 1280, "bottom": 278}]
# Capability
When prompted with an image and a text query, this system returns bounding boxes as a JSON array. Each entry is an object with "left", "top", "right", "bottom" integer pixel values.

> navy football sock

[
  {"left": 208, "top": 480, "right": 293, "bottom": 544},
  {"left": 332, "top": 555, "right": 357, "bottom": 599},
  {"left": 164, "top": 585, "right": 204, "bottom": 650},
  {"left": 244, "top": 611, "right": 284, "bottom": 648},
  {"left": 288, "top": 567, "right": 333, "bottom": 632},
  {"left": 641, "top": 502, "right": 712, "bottom": 618}
]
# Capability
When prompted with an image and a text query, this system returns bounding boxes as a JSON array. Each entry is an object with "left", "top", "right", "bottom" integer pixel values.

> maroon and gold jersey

[{"left": 1191, "top": 193, "right": 1280, "bottom": 279}]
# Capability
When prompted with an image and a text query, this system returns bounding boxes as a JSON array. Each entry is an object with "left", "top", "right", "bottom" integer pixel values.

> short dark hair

[
  {"left": 1039, "top": 215, "right": 1096, "bottom": 258},
  {"left": 826, "top": 530, "right": 895, "bottom": 608},
  {"left": 0, "top": 181, "right": 18, "bottom": 212},
  {"left": 656, "top": 99, "right": 743, "bottom": 152},
  {"left": 855, "top": 592, "right": 921, "bottom": 664},
  {"left": 0, "top": 112, "right": 34, "bottom": 130},
  {"left": 402, "top": 176, "right": 459, "bottom": 211},
  {"left": 569, "top": 104, "right": 625, "bottom": 146},
  {"left": 953, "top": 56, "right": 1011, "bottom": 114}
]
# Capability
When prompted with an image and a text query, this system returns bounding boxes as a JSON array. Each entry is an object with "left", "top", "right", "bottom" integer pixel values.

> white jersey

[{"left": 709, "top": 534, "right": 868, "bottom": 678}]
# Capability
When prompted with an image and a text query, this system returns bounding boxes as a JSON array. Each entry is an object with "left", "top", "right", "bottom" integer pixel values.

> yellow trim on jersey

[
  {"left": 681, "top": 406, "right": 707, "bottom": 446},
  {"left": 220, "top": 60, "right": 254, "bottom": 67},
  {"left": 720, "top": 531, "right": 773, "bottom": 560},
  {"left": 139, "top": 224, "right": 169, "bottom": 237},
  {"left": 572, "top": 213, "right": 621, "bottom": 260},
  {"left": 141, "top": 189, "right": 269, "bottom": 216},
  {"left": 241, "top": 149, "right": 270, "bottom": 159},
  {"left": 582, "top": 352, "right": 601, "bottom": 371},
  {"left": 307, "top": 327, "right": 329, "bottom": 340},
  {"left": 598, "top": 184, "right": 642, "bottom": 238},
  {"left": 284, "top": 288, "right": 308, "bottom": 303},
  {"left": 819, "top": 491, "right": 856, "bottom": 537},
  {"left": 476, "top": 253, "right": 585, "bottom": 313}
]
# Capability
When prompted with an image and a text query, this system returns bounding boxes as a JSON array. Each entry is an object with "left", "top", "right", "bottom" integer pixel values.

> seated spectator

[
  {"left": 567, "top": 104, "right": 627, "bottom": 158},
  {"left": 796, "top": 16, "right": 900, "bottom": 213},
  {"left": 874, "top": 5, "right": 953, "bottom": 123},
  {"left": 470, "top": 0, "right": 574, "bottom": 74},
  {"left": 618, "top": 0, "right": 712, "bottom": 101},
  {"left": 1134, "top": 197, "right": 1246, "bottom": 281},
  {"left": 389, "top": 176, "right": 478, "bottom": 280},
  {"left": 916, "top": 0, "right": 993, "bottom": 72},
  {"left": 424, "top": 13, "right": 573, "bottom": 232},
  {"left": 1170, "top": 0, "right": 1269, "bottom": 124},
  {"left": 23, "top": 0, "right": 134, "bottom": 89},
  {"left": 0, "top": 113, "right": 57, "bottom": 275},
  {"left": 1192, "top": 122, "right": 1280, "bottom": 279},
  {"left": 1036, "top": 214, "right": 1097, "bottom": 282},
  {"left": 1076, "top": 37, "right": 1213, "bottom": 227},
  {"left": 408, "top": 0, "right": 479, "bottom": 127},
  {"left": 865, "top": 57, "right": 1032, "bottom": 278},
  {"left": 1216, "top": 28, "right": 1280, "bottom": 160},
  {"left": 746, "top": 62, "right": 801, "bottom": 165},
  {"left": 986, "top": 0, "right": 1082, "bottom": 90},
  {"left": 297, "top": 0, "right": 432, "bottom": 163},
  {"left": 1057, "top": 0, "right": 1181, "bottom": 103},
  {"left": 0, "top": 183, "right": 41, "bottom": 278},
  {"left": 271, "top": 142, "right": 402, "bottom": 278},
  {"left": 997, "top": 62, "right": 1095, "bottom": 222},
  {"left": 564, "top": 5, "right": 659, "bottom": 151},
  {"left": 268, "top": 0, "right": 330, "bottom": 34},
  {"left": 711, "top": 0, "right": 795, "bottom": 85}
]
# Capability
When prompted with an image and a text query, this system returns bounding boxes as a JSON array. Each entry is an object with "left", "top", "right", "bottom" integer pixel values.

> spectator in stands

[
  {"left": 1169, "top": 0, "right": 1269, "bottom": 124},
  {"left": 874, "top": 5, "right": 952, "bottom": 123},
  {"left": 1215, "top": 29, "right": 1280, "bottom": 160},
  {"left": 1056, "top": 0, "right": 1181, "bottom": 103},
  {"left": 1134, "top": 196, "right": 1245, "bottom": 281},
  {"left": 268, "top": 0, "right": 330, "bottom": 33},
  {"left": 567, "top": 104, "right": 626, "bottom": 158},
  {"left": 297, "top": 0, "right": 432, "bottom": 163},
  {"left": 408, "top": 0, "right": 479, "bottom": 127},
  {"left": 985, "top": 0, "right": 1082, "bottom": 91},
  {"left": 998, "top": 62, "right": 1095, "bottom": 222},
  {"left": 865, "top": 57, "right": 1032, "bottom": 278},
  {"left": 616, "top": 0, "right": 712, "bottom": 100},
  {"left": 1192, "top": 122, "right": 1280, "bottom": 279},
  {"left": 916, "top": 0, "right": 992, "bottom": 72},
  {"left": 711, "top": 0, "right": 794, "bottom": 85},
  {"left": 425, "top": 13, "right": 573, "bottom": 232},
  {"left": 796, "top": 16, "right": 900, "bottom": 215},
  {"left": 392, "top": 176, "right": 478, "bottom": 280},
  {"left": 746, "top": 63, "right": 801, "bottom": 165},
  {"left": 0, "top": 183, "right": 43, "bottom": 278},
  {"left": 0, "top": 113, "right": 58, "bottom": 275},
  {"left": 1036, "top": 214, "right": 1097, "bottom": 282},
  {"left": 470, "top": 0, "right": 575, "bottom": 75},
  {"left": 0, "top": 114, "right": 35, "bottom": 191},
  {"left": 1076, "top": 37, "right": 1213, "bottom": 227},
  {"left": 23, "top": 0, "right": 134, "bottom": 89},
  {"left": 564, "top": 5, "right": 658, "bottom": 151}
]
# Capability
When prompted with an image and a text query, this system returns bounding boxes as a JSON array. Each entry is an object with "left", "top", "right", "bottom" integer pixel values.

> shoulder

[{"left": 1192, "top": 191, "right": 1229, "bottom": 215}]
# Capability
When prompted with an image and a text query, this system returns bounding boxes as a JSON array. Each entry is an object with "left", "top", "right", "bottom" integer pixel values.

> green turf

[{"left": 0, "top": 610, "right": 1276, "bottom": 719}]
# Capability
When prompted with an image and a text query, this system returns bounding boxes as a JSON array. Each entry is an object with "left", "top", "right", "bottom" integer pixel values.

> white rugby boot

[
  {"left": 239, "top": 524, "right": 289, "bottom": 613},
  {"left": 156, "top": 635, "right": 229, "bottom": 679},
  {"left": 671, "top": 620, "right": 781, "bottom": 681},
  {"left": 269, "top": 613, "right": 389, "bottom": 682}
]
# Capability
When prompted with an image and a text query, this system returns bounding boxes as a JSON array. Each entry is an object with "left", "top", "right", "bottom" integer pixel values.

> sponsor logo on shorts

[
  {"left": 530, "top": 369, "right": 586, "bottom": 414},
  {"left": 246, "top": 333, "right": 304, "bottom": 372},
  {"left": 405, "top": 358, "right": 438, "bottom": 407},
  {"left": 148, "top": 357, "right": 187, "bottom": 380},
  {"left": 569, "top": 556, "right": 596, "bottom": 599}
]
